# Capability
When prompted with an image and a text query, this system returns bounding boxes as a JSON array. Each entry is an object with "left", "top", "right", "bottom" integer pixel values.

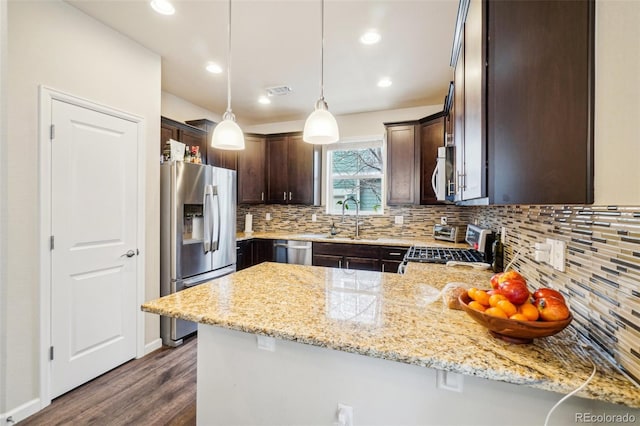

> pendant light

[
  {"left": 211, "top": 0, "right": 245, "bottom": 150},
  {"left": 303, "top": 0, "right": 339, "bottom": 145}
]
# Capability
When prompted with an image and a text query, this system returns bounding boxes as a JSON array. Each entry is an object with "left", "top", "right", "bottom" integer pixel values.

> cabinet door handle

[
  {"left": 289, "top": 192, "right": 292, "bottom": 201},
  {"left": 346, "top": 261, "right": 350, "bottom": 269},
  {"left": 261, "top": 192, "right": 264, "bottom": 201},
  {"left": 283, "top": 192, "right": 287, "bottom": 201},
  {"left": 389, "top": 252, "right": 402, "bottom": 256},
  {"left": 338, "top": 260, "right": 342, "bottom": 269},
  {"left": 382, "top": 264, "right": 385, "bottom": 272}
]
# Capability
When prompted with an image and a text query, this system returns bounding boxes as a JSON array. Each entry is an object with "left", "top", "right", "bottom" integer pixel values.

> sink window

[{"left": 325, "top": 137, "right": 384, "bottom": 215}]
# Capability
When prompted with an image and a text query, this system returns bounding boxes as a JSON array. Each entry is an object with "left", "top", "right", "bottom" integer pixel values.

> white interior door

[{"left": 50, "top": 99, "right": 138, "bottom": 398}]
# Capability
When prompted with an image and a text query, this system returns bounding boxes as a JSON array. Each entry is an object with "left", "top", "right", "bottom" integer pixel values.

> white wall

[
  {"left": 244, "top": 105, "right": 443, "bottom": 137},
  {"left": 594, "top": 0, "right": 640, "bottom": 205},
  {"left": 5, "top": 0, "right": 160, "bottom": 418},
  {"left": 161, "top": 91, "right": 222, "bottom": 123}
]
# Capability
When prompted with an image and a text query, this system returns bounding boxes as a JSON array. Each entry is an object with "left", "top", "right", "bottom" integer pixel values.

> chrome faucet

[{"left": 341, "top": 195, "right": 362, "bottom": 239}]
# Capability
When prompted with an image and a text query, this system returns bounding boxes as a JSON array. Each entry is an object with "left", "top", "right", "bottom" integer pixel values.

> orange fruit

[
  {"left": 518, "top": 302, "right": 540, "bottom": 321},
  {"left": 468, "top": 301, "right": 486, "bottom": 312},
  {"left": 489, "top": 293, "right": 507, "bottom": 307},
  {"left": 485, "top": 307, "right": 508, "bottom": 318},
  {"left": 467, "top": 287, "right": 479, "bottom": 300},
  {"left": 473, "top": 290, "right": 491, "bottom": 307},
  {"left": 509, "top": 313, "right": 529, "bottom": 321},
  {"left": 496, "top": 300, "right": 517, "bottom": 317}
]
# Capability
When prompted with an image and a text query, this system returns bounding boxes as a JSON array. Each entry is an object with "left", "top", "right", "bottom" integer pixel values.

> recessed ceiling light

[
  {"left": 377, "top": 77, "right": 392, "bottom": 88},
  {"left": 360, "top": 30, "right": 381, "bottom": 45},
  {"left": 206, "top": 62, "right": 222, "bottom": 74},
  {"left": 150, "top": 0, "right": 175, "bottom": 15},
  {"left": 258, "top": 96, "right": 271, "bottom": 105}
]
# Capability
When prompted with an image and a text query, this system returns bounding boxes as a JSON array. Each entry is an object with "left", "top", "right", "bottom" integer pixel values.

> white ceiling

[{"left": 67, "top": 0, "right": 459, "bottom": 126}]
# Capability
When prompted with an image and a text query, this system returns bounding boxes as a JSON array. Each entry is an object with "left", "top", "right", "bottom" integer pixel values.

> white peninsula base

[{"left": 196, "top": 325, "right": 639, "bottom": 426}]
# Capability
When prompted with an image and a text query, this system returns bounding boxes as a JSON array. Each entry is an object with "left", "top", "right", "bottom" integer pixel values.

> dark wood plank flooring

[{"left": 21, "top": 336, "right": 197, "bottom": 426}]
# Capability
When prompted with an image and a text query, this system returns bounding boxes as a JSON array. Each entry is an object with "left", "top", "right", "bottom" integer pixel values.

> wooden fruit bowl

[{"left": 458, "top": 292, "right": 573, "bottom": 344}]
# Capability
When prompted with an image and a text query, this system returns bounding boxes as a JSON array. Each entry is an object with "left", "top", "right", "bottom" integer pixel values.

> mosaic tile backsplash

[{"left": 237, "top": 203, "right": 640, "bottom": 384}]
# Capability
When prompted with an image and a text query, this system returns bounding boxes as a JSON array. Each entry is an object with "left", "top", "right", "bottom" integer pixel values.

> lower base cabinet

[
  {"left": 236, "top": 239, "right": 274, "bottom": 271},
  {"left": 312, "top": 243, "right": 408, "bottom": 273}
]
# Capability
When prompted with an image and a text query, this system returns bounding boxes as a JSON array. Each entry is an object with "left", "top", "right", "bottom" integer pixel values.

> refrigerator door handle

[
  {"left": 203, "top": 184, "right": 215, "bottom": 253},
  {"left": 212, "top": 185, "right": 221, "bottom": 252}
]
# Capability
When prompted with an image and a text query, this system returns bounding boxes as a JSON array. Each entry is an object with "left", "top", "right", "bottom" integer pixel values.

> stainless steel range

[{"left": 400, "top": 224, "right": 494, "bottom": 272}]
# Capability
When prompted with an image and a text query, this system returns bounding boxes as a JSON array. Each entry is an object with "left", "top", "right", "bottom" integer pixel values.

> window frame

[{"left": 324, "top": 136, "right": 385, "bottom": 216}]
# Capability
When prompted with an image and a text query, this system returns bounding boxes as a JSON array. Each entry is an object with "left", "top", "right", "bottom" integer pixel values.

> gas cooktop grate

[{"left": 404, "top": 246, "right": 485, "bottom": 264}]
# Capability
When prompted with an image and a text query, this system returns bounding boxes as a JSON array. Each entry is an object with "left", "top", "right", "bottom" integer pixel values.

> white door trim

[{"left": 38, "top": 86, "right": 146, "bottom": 408}]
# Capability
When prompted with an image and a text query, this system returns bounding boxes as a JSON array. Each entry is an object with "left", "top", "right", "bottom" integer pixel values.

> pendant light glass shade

[
  {"left": 211, "top": 110, "right": 245, "bottom": 150},
  {"left": 303, "top": 99, "right": 339, "bottom": 144},
  {"left": 303, "top": 0, "right": 339, "bottom": 145},
  {"left": 212, "top": 0, "right": 245, "bottom": 150}
]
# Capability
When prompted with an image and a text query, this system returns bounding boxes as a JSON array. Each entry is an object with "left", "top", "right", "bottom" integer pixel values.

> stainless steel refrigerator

[{"left": 160, "top": 161, "right": 237, "bottom": 346}]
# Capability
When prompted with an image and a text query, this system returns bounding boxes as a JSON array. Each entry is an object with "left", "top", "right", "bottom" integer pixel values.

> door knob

[{"left": 121, "top": 250, "right": 136, "bottom": 258}]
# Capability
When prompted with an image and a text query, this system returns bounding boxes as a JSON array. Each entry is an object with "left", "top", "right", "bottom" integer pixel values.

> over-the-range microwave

[{"left": 431, "top": 145, "right": 455, "bottom": 202}]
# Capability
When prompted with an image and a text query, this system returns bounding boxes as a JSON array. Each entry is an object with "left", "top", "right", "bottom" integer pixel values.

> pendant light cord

[
  {"left": 226, "top": 0, "right": 232, "bottom": 113},
  {"left": 320, "top": 0, "right": 325, "bottom": 102}
]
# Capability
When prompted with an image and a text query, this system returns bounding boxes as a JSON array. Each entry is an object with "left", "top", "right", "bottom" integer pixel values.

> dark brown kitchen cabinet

[
  {"left": 237, "top": 134, "right": 266, "bottom": 204},
  {"left": 185, "top": 119, "right": 237, "bottom": 170},
  {"left": 236, "top": 240, "right": 252, "bottom": 271},
  {"left": 450, "top": 0, "right": 594, "bottom": 204},
  {"left": 160, "top": 116, "right": 207, "bottom": 162},
  {"left": 313, "top": 242, "right": 381, "bottom": 271},
  {"left": 419, "top": 113, "right": 446, "bottom": 205},
  {"left": 266, "top": 133, "right": 320, "bottom": 205},
  {"left": 386, "top": 116, "right": 447, "bottom": 206},
  {"left": 386, "top": 123, "right": 419, "bottom": 205},
  {"left": 252, "top": 239, "right": 274, "bottom": 265},
  {"left": 380, "top": 246, "right": 408, "bottom": 273},
  {"left": 236, "top": 238, "right": 274, "bottom": 271}
]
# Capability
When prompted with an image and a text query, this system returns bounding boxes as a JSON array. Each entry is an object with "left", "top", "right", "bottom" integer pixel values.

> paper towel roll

[{"left": 244, "top": 213, "right": 253, "bottom": 233}]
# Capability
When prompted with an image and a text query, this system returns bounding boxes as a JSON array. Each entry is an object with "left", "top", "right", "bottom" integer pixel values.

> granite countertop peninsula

[{"left": 142, "top": 262, "right": 640, "bottom": 408}]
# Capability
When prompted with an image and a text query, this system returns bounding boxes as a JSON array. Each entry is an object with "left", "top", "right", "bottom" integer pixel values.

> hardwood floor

[{"left": 21, "top": 336, "right": 197, "bottom": 426}]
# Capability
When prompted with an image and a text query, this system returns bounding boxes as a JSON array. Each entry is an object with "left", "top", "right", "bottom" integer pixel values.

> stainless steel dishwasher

[{"left": 274, "top": 240, "right": 312, "bottom": 265}]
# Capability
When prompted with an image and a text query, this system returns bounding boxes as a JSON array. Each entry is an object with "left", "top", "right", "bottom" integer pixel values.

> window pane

[
  {"left": 332, "top": 147, "right": 382, "bottom": 177},
  {"left": 358, "top": 179, "right": 382, "bottom": 212}
]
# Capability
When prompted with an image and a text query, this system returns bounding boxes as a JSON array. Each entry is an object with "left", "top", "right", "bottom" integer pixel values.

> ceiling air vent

[{"left": 265, "top": 86, "right": 293, "bottom": 97}]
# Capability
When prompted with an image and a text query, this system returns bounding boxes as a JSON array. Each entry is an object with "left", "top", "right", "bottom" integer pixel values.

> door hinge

[
  {"left": 49, "top": 346, "right": 54, "bottom": 361},
  {"left": 50, "top": 124, "right": 55, "bottom": 140},
  {"left": 50, "top": 235, "right": 55, "bottom": 250}
]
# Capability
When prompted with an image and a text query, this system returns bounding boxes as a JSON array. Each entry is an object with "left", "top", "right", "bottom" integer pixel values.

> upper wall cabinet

[
  {"left": 266, "top": 133, "right": 321, "bottom": 205},
  {"left": 451, "top": 0, "right": 594, "bottom": 204},
  {"left": 186, "top": 119, "right": 238, "bottom": 170},
  {"left": 237, "top": 134, "right": 266, "bottom": 204},
  {"left": 385, "top": 112, "right": 447, "bottom": 206}
]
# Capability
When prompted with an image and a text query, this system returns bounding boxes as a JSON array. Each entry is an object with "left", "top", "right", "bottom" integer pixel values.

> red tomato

[
  {"left": 490, "top": 273, "right": 504, "bottom": 289},
  {"left": 496, "top": 279, "right": 530, "bottom": 305},
  {"left": 534, "top": 297, "right": 570, "bottom": 321},
  {"left": 533, "top": 288, "right": 565, "bottom": 303}
]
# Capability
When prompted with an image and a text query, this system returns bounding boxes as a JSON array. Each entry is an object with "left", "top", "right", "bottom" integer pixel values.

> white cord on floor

[{"left": 543, "top": 358, "right": 597, "bottom": 426}]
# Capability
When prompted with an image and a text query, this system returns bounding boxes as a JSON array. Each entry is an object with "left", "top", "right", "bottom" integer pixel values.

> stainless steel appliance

[
  {"left": 274, "top": 240, "right": 312, "bottom": 265},
  {"left": 399, "top": 224, "right": 493, "bottom": 273},
  {"left": 160, "top": 162, "right": 237, "bottom": 346},
  {"left": 433, "top": 223, "right": 466, "bottom": 243},
  {"left": 432, "top": 146, "right": 455, "bottom": 202}
]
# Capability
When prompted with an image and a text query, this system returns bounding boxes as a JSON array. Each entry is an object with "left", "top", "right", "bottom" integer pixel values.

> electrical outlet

[
  {"left": 551, "top": 239, "right": 566, "bottom": 272},
  {"left": 266, "top": 213, "right": 271, "bottom": 221},
  {"left": 440, "top": 216, "right": 447, "bottom": 225},
  {"left": 501, "top": 227, "right": 507, "bottom": 244},
  {"left": 395, "top": 215, "right": 404, "bottom": 225},
  {"left": 436, "top": 370, "right": 464, "bottom": 392},
  {"left": 311, "top": 214, "right": 317, "bottom": 222}
]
